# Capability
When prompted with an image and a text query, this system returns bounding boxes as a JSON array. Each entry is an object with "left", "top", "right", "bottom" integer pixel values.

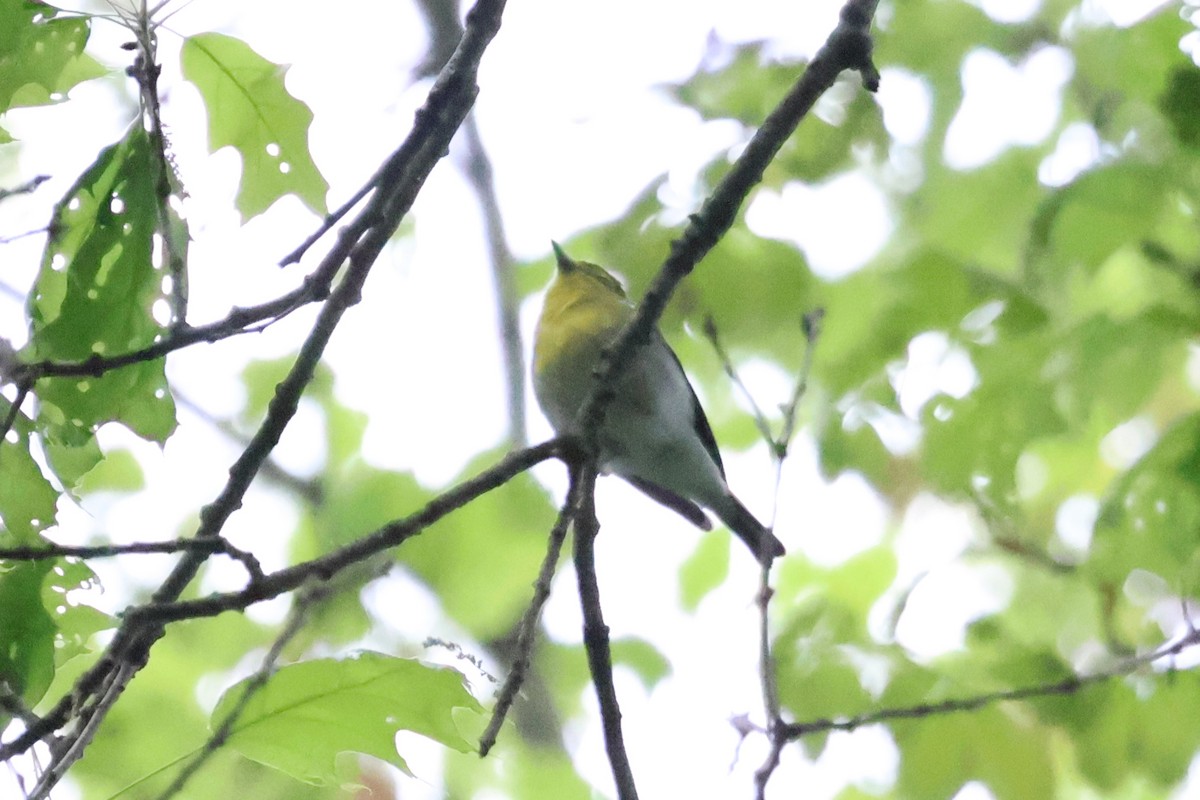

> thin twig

[
  {"left": 781, "top": 625, "right": 1200, "bottom": 740},
  {"left": 479, "top": 494, "right": 574, "bottom": 755},
  {"left": 174, "top": 390, "right": 325, "bottom": 505},
  {"left": 151, "top": 581, "right": 326, "bottom": 800},
  {"left": 120, "top": 440, "right": 561, "bottom": 626},
  {"left": 277, "top": 181, "right": 374, "bottom": 268},
  {"left": 0, "top": 175, "right": 50, "bottom": 203},
  {"left": 0, "top": 227, "right": 50, "bottom": 245},
  {"left": 126, "top": 4, "right": 188, "bottom": 328},
  {"left": 701, "top": 315, "right": 774, "bottom": 445},
  {"left": 11, "top": 279, "right": 327, "bottom": 384},
  {"left": 572, "top": 462, "right": 639, "bottom": 800},
  {"left": 461, "top": 114, "right": 526, "bottom": 447},
  {"left": 0, "top": 539, "right": 222, "bottom": 560}
]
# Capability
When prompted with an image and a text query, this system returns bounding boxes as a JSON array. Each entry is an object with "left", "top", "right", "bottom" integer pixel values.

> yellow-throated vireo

[{"left": 533, "top": 242, "right": 785, "bottom": 562}]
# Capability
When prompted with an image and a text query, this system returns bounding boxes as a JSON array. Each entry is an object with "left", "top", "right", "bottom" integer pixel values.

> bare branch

[
  {"left": 0, "top": 539, "right": 221, "bottom": 560},
  {"left": 0, "top": 175, "right": 50, "bottom": 203},
  {"left": 781, "top": 626, "right": 1200, "bottom": 741},
  {"left": 575, "top": 0, "right": 880, "bottom": 459},
  {"left": 151, "top": 581, "right": 325, "bottom": 800},
  {"left": 479, "top": 497, "right": 573, "bottom": 755},
  {"left": 572, "top": 462, "right": 640, "bottom": 800},
  {"left": 122, "top": 439, "right": 560, "bottom": 626}
]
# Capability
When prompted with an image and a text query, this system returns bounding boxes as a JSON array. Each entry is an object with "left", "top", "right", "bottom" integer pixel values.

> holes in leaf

[
  {"left": 265, "top": 142, "right": 281, "bottom": 157},
  {"left": 51, "top": 253, "right": 67, "bottom": 271},
  {"left": 5, "top": 429, "right": 18, "bottom": 444},
  {"left": 279, "top": 161, "right": 291, "bottom": 174},
  {"left": 110, "top": 195, "right": 125, "bottom": 214},
  {"left": 67, "top": 198, "right": 81, "bottom": 212},
  {"left": 96, "top": 245, "right": 122, "bottom": 286},
  {"left": 152, "top": 298, "right": 172, "bottom": 325}
]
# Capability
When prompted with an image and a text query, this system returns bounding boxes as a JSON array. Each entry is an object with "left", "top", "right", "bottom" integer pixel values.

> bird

[{"left": 532, "top": 242, "right": 785, "bottom": 562}]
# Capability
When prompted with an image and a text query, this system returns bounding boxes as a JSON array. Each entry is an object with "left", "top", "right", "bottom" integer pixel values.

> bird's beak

[{"left": 551, "top": 241, "right": 573, "bottom": 272}]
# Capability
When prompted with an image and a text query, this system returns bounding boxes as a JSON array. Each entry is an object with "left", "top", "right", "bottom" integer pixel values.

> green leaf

[
  {"left": 0, "top": 560, "right": 57, "bottom": 715},
  {"left": 1090, "top": 411, "right": 1200, "bottom": 592},
  {"left": 909, "top": 150, "right": 1045, "bottom": 277},
  {"left": 1161, "top": 66, "right": 1200, "bottom": 151},
  {"left": 75, "top": 447, "right": 145, "bottom": 494},
  {"left": 444, "top": 736, "right": 592, "bottom": 800},
  {"left": 181, "top": 32, "right": 329, "bottom": 220},
  {"left": 815, "top": 251, "right": 979, "bottom": 396},
  {"left": 610, "top": 636, "right": 671, "bottom": 690},
  {"left": 922, "top": 334, "right": 1067, "bottom": 509},
  {"left": 214, "top": 652, "right": 481, "bottom": 785},
  {"left": 41, "top": 419, "right": 102, "bottom": 495},
  {"left": 1030, "top": 163, "right": 1168, "bottom": 273},
  {"left": 69, "top": 612, "right": 300, "bottom": 800},
  {"left": 0, "top": 402, "right": 59, "bottom": 542},
  {"left": 389, "top": 450, "right": 557, "bottom": 640},
  {"left": 669, "top": 42, "right": 793, "bottom": 125},
  {"left": 0, "top": 2, "right": 105, "bottom": 115},
  {"left": 893, "top": 707, "right": 1055, "bottom": 800},
  {"left": 42, "top": 558, "right": 111, "bottom": 665},
  {"left": 1071, "top": 7, "right": 1192, "bottom": 107},
  {"left": 26, "top": 125, "right": 177, "bottom": 442},
  {"left": 678, "top": 528, "right": 731, "bottom": 611}
]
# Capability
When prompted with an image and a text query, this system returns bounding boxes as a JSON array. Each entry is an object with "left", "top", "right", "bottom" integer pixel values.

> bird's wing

[{"left": 657, "top": 332, "right": 726, "bottom": 478}]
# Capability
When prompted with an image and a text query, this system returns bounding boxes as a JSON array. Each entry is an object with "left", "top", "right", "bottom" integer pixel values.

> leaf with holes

[
  {"left": 0, "top": 2, "right": 106, "bottom": 117},
  {"left": 0, "top": 402, "right": 58, "bottom": 543},
  {"left": 213, "top": 652, "right": 481, "bottom": 785},
  {"left": 181, "top": 32, "right": 329, "bottom": 221},
  {"left": 0, "top": 561, "right": 58, "bottom": 722},
  {"left": 25, "top": 125, "right": 177, "bottom": 443}
]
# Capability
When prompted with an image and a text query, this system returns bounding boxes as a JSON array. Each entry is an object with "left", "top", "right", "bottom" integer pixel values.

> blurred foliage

[{"left": 2, "top": 1, "right": 1200, "bottom": 799}]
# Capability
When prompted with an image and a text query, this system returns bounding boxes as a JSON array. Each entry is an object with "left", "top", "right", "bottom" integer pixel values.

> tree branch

[
  {"left": 479, "top": 482, "right": 574, "bottom": 755},
  {"left": 552, "top": 1, "right": 880, "bottom": 794},
  {"left": 151, "top": 581, "right": 326, "bottom": 800},
  {"left": 572, "top": 462, "right": 640, "bottom": 800},
  {"left": 780, "top": 625, "right": 1200, "bottom": 740},
  {"left": 576, "top": 0, "right": 879, "bottom": 457},
  {"left": 121, "top": 439, "right": 560, "bottom": 626},
  {"left": 2, "top": 1, "right": 512, "bottom": 788}
]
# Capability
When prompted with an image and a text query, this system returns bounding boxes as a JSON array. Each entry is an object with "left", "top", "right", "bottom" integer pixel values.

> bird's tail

[{"left": 717, "top": 495, "right": 785, "bottom": 563}]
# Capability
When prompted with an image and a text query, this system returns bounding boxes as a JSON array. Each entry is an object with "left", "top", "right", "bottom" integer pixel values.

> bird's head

[{"left": 551, "top": 241, "right": 627, "bottom": 300}]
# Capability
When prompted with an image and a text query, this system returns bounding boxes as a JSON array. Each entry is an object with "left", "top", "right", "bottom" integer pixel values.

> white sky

[{"left": 0, "top": 0, "right": 1189, "bottom": 798}]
